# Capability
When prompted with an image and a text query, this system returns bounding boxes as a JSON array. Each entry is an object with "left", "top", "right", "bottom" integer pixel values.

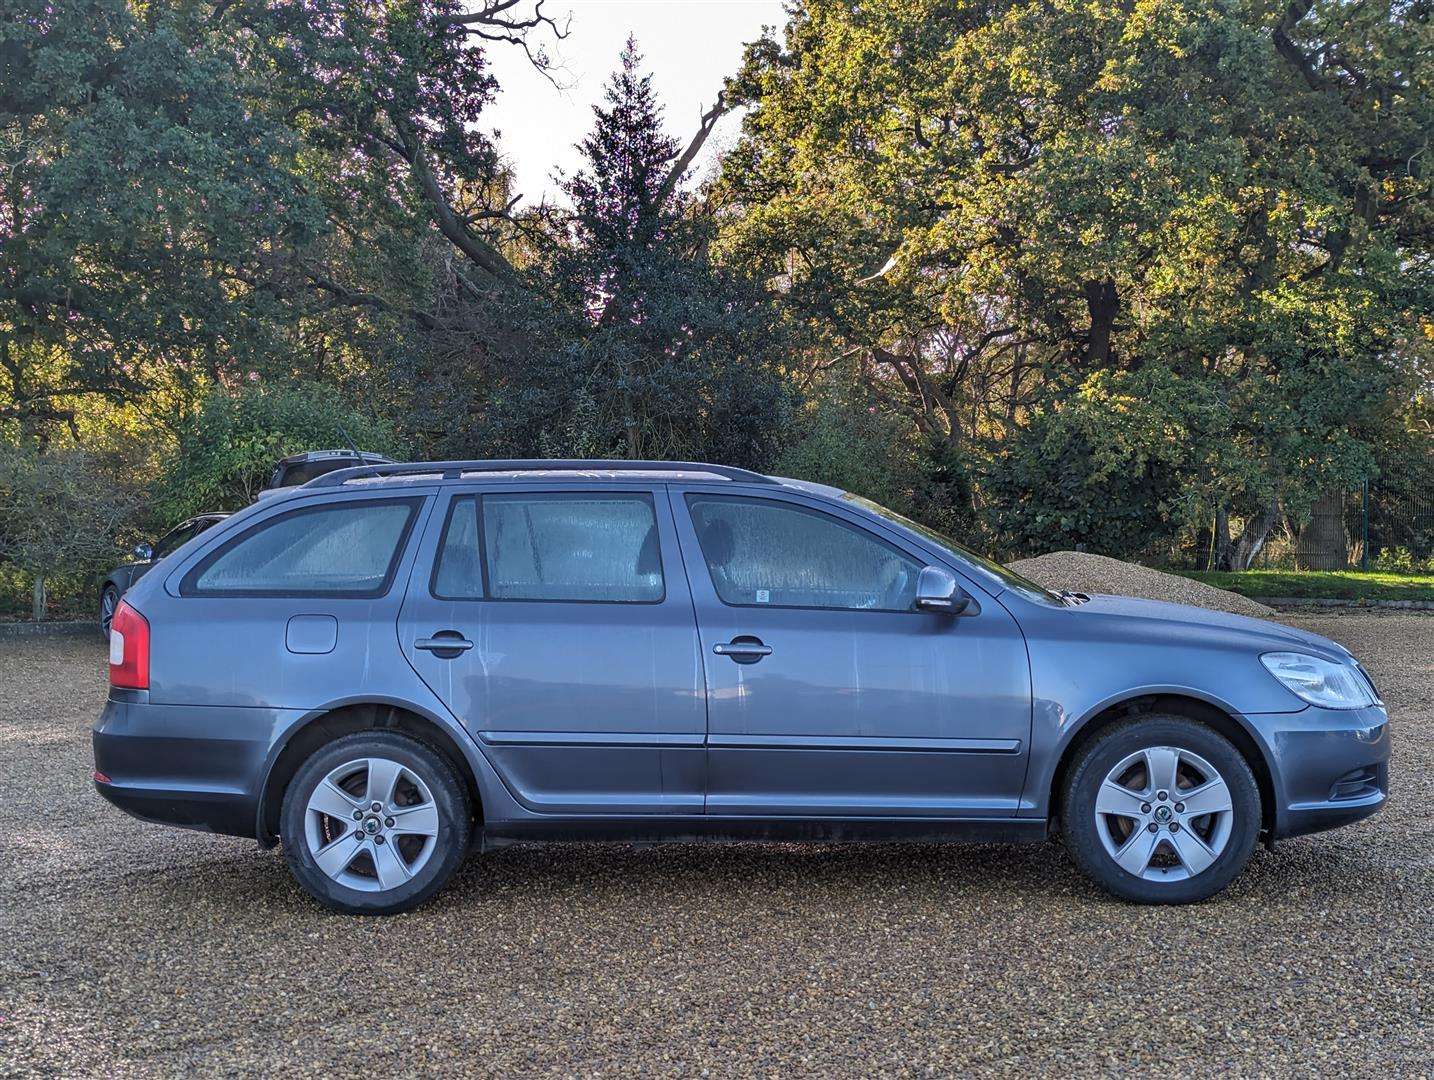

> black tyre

[
  {"left": 280, "top": 730, "right": 471, "bottom": 915},
  {"left": 100, "top": 585, "right": 119, "bottom": 636},
  {"left": 1061, "top": 715, "right": 1261, "bottom": 904}
]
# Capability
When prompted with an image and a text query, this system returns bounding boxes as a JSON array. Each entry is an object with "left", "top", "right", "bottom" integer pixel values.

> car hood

[{"left": 1069, "top": 593, "right": 1350, "bottom": 661}]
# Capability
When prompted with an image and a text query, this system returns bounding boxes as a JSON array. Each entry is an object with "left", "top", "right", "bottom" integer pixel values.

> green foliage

[
  {"left": 421, "top": 39, "right": 799, "bottom": 468},
  {"left": 1181, "top": 570, "right": 1434, "bottom": 602},
  {"left": 717, "top": 0, "right": 1433, "bottom": 560},
  {"left": 776, "top": 381, "right": 922, "bottom": 510},
  {"left": 2, "top": 0, "right": 1432, "bottom": 618},
  {"left": 981, "top": 377, "right": 1188, "bottom": 558},
  {"left": 0, "top": 443, "right": 145, "bottom": 616},
  {"left": 1, "top": 0, "right": 329, "bottom": 435},
  {"left": 1372, "top": 548, "right": 1434, "bottom": 575},
  {"left": 156, "top": 383, "right": 400, "bottom": 520}
]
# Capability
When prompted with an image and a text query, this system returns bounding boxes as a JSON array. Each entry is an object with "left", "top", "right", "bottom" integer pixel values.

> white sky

[{"left": 481, "top": 0, "right": 788, "bottom": 208}]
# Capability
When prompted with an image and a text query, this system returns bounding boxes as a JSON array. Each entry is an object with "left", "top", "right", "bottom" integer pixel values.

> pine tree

[
  {"left": 564, "top": 36, "right": 681, "bottom": 256},
  {"left": 530, "top": 38, "right": 795, "bottom": 464}
]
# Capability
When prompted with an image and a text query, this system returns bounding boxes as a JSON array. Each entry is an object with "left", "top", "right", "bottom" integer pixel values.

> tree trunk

[
  {"left": 1223, "top": 502, "right": 1279, "bottom": 570},
  {"left": 1295, "top": 491, "right": 1349, "bottom": 570},
  {"left": 1083, "top": 278, "right": 1119, "bottom": 366},
  {"left": 1213, "top": 506, "right": 1232, "bottom": 571},
  {"left": 31, "top": 574, "right": 46, "bottom": 622}
]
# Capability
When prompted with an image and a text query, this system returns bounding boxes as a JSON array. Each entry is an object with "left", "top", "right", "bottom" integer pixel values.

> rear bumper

[
  {"left": 92, "top": 697, "right": 301, "bottom": 839},
  {"left": 1257, "top": 703, "right": 1390, "bottom": 839}
]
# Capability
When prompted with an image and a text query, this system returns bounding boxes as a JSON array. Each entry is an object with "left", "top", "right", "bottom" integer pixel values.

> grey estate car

[{"left": 94, "top": 460, "right": 1390, "bottom": 914}]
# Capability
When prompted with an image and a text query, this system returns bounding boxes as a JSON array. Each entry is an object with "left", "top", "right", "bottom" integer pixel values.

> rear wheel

[
  {"left": 99, "top": 585, "right": 119, "bottom": 636},
  {"left": 280, "top": 731, "right": 470, "bottom": 915},
  {"left": 1061, "top": 715, "right": 1260, "bottom": 904}
]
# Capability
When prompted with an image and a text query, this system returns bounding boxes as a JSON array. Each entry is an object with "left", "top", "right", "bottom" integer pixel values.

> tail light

[{"left": 108, "top": 600, "right": 150, "bottom": 690}]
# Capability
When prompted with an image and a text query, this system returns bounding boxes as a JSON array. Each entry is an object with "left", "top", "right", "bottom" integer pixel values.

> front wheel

[
  {"left": 280, "top": 731, "right": 471, "bottom": 915},
  {"left": 1061, "top": 715, "right": 1261, "bottom": 904}
]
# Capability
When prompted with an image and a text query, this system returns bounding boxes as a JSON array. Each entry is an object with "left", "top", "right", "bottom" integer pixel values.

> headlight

[{"left": 1260, "top": 652, "right": 1375, "bottom": 710}]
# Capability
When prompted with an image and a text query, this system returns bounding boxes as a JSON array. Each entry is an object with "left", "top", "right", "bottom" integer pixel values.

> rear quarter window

[{"left": 181, "top": 498, "right": 422, "bottom": 597}]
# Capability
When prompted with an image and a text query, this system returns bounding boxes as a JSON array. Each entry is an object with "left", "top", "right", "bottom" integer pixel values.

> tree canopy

[
  {"left": 716, "top": 0, "right": 1432, "bottom": 564},
  {"left": 1, "top": 0, "right": 1431, "bottom": 616}
]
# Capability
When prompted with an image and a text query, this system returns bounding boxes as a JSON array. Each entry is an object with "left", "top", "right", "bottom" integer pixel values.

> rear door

[{"left": 398, "top": 485, "right": 706, "bottom": 815}]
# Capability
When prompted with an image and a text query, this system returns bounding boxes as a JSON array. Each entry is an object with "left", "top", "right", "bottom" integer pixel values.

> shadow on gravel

[{"left": 94, "top": 828, "right": 1406, "bottom": 921}]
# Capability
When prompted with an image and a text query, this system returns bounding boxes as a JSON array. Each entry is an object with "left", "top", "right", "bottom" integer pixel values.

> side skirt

[{"left": 479, "top": 815, "right": 1049, "bottom": 851}]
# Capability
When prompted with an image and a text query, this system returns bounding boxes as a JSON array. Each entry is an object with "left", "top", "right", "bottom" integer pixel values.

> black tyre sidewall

[
  {"left": 100, "top": 586, "right": 118, "bottom": 634},
  {"left": 280, "top": 731, "right": 470, "bottom": 915},
  {"left": 1063, "top": 716, "right": 1261, "bottom": 904}
]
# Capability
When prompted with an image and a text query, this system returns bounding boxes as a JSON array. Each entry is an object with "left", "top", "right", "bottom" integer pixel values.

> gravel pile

[
  {"left": 3, "top": 625, "right": 1428, "bottom": 1076},
  {"left": 1011, "top": 550, "right": 1276, "bottom": 618}
]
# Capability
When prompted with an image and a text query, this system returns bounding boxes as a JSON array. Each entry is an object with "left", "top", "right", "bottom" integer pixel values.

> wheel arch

[
  {"left": 1049, "top": 693, "right": 1277, "bottom": 837},
  {"left": 255, "top": 699, "right": 485, "bottom": 846}
]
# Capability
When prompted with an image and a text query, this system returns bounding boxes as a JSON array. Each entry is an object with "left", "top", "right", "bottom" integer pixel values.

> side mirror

[
  {"left": 133, "top": 542, "right": 154, "bottom": 562},
  {"left": 914, "top": 565, "right": 978, "bottom": 616}
]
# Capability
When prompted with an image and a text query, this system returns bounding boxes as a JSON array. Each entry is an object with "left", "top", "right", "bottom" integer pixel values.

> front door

[
  {"left": 672, "top": 489, "right": 1032, "bottom": 817},
  {"left": 399, "top": 486, "right": 705, "bottom": 815}
]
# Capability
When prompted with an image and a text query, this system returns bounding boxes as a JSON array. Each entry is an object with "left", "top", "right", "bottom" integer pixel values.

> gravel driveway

[{"left": 1, "top": 615, "right": 1430, "bottom": 1077}]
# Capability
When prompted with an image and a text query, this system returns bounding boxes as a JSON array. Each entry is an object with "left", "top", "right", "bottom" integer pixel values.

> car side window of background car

[
  {"left": 686, "top": 495, "right": 922, "bottom": 612},
  {"left": 152, "top": 521, "right": 198, "bottom": 559},
  {"left": 443, "top": 492, "right": 663, "bottom": 603},
  {"left": 182, "top": 499, "right": 420, "bottom": 597}
]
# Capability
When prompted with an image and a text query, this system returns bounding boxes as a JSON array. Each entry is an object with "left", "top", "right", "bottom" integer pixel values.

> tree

[
  {"left": 422, "top": 38, "right": 797, "bottom": 467},
  {"left": 0, "top": 0, "right": 330, "bottom": 440},
  {"left": 0, "top": 444, "right": 144, "bottom": 618},
  {"left": 0, "top": 0, "right": 569, "bottom": 447},
  {"left": 716, "top": 0, "right": 1432, "bottom": 560}
]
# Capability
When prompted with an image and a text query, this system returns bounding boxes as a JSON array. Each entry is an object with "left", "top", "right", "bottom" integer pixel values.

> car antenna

[{"left": 337, "top": 424, "right": 384, "bottom": 481}]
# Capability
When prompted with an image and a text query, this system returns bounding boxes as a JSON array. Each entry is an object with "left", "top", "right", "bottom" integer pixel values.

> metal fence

[{"left": 1249, "top": 482, "right": 1434, "bottom": 572}]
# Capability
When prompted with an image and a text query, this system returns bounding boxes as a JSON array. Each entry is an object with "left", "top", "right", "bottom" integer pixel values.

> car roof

[
  {"left": 276, "top": 449, "right": 395, "bottom": 466},
  {"left": 303, "top": 459, "right": 805, "bottom": 492}
]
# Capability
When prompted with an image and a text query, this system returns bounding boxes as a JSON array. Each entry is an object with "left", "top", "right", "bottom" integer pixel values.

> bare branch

[
  {"left": 444, "top": 0, "right": 572, "bottom": 85},
  {"left": 461, "top": 192, "right": 523, "bottom": 226},
  {"left": 653, "top": 92, "right": 731, "bottom": 208},
  {"left": 306, "top": 274, "right": 439, "bottom": 329},
  {"left": 1272, "top": 0, "right": 1327, "bottom": 92},
  {"left": 393, "top": 118, "right": 519, "bottom": 282}
]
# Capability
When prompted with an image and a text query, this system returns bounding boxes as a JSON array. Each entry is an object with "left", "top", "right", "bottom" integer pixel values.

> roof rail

[{"left": 305, "top": 458, "right": 780, "bottom": 488}]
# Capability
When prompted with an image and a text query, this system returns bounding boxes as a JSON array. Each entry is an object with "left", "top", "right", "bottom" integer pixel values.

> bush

[
  {"left": 156, "top": 382, "right": 401, "bottom": 520},
  {"left": 1372, "top": 546, "right": 1434, "bottom": 574},
  {"left": 0, "top": 445, "right": 146, "bottom": 619},
  {"left": 775, "top": 387, "right": 923, "bottom": 513},
  {"left": 981, "top": 383, "right": 1187, "bottom": 560}
]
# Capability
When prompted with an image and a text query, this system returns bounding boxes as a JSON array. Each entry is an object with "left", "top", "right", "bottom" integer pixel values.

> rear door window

[
  {"left": 182, "top": 498, "right": 421, "bottom": 597},
  {"left": 432, "top": 492, "right": 664, "bottom": 603}
]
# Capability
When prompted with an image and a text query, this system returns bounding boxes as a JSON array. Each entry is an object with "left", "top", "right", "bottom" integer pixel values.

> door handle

[
  {"left": 713, "top": 637, "right": 772, "bottom": 664},
  {"left": 415, "top": 632, "right": 474, "bottom": 658}
]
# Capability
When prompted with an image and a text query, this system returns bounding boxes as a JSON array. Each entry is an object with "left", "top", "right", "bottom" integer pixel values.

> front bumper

[
  {"left": 92, "top": 696, "right": 302, "bottom": 839},
  {"left": 1256, "top": 703, "right": 1390, "bottom": 839}
]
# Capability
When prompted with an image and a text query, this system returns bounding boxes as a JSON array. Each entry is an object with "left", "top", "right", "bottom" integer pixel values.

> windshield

[{"left": 842, "top": 494, "right": 1065, "bottom": 606}]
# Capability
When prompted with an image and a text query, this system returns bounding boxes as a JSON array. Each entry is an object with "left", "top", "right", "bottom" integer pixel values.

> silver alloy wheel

[
  {"left": 1094, "top": 745, "right": 1235, "bottom": 882},
  {"left": 303, "top": 757, "right": 440, "bottom": 892}
]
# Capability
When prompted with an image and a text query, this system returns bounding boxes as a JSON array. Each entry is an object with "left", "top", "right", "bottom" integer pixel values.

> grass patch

[{"left": 1179, "top": 569, "right": 1434, "bottom": 602}]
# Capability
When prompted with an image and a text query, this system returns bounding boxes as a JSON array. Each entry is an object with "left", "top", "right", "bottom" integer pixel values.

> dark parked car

[
  {"left": 94, "top": 460, "right": 1389, "bottom": 915},
  {"left": 265, "top": 450, "right": 395, "bottom": 492},
  {"left": 99, "top": 513, "right": 229, "bottom": 634}
]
